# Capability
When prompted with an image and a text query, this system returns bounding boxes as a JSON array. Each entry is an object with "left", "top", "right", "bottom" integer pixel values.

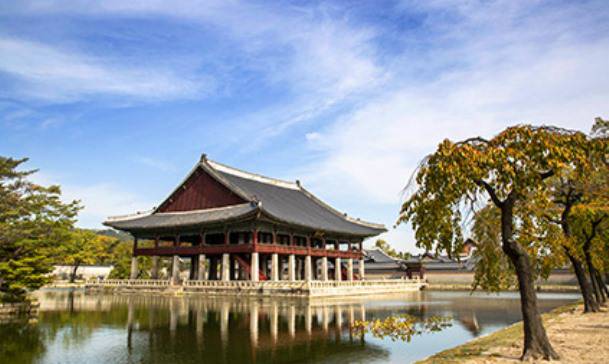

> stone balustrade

[{"left": 85, "top": 278, "right": 425, "bottom": 297}]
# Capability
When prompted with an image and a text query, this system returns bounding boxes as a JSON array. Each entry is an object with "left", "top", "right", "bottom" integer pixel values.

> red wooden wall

[{"left": 158, "top": 168, "right": 246, "bottom": 212}]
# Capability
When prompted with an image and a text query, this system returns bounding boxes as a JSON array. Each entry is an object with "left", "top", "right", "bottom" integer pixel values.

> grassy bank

[{"left": 417, "top": 302, "right": 592, "bottom": 363}]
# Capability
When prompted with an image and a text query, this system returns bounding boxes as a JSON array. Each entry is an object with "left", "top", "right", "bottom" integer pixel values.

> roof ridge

[
  {"left": 106, "top": 209, "right": 154, "bottom": 222},
  {"left": 207, "top": 159, "right": 299, "bottom": 190}
]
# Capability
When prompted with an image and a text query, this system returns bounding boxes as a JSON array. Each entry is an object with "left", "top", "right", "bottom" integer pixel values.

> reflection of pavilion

[{"left": 125, "top": 296, "right": 370, "bottom": 349}]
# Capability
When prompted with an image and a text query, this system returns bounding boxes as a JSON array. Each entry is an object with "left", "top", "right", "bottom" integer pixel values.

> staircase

[{"left": 234, "top": 254, "right": 268, "bottom": 281}]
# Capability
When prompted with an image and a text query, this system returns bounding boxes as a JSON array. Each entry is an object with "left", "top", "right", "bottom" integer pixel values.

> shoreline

[
  {"left": 425, "top": 283, "right": 580, "bottom": 293},
  {"left": 416, "top": 301, "right": 608, "bottom": 363}
]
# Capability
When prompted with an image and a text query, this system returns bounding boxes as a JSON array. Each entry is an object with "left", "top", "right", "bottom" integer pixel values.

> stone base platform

[{"left": 85, "top": 279, "right": 426, "bottom": 297}]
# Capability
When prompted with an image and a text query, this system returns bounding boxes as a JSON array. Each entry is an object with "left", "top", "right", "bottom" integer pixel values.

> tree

[
  {"left": 56, "top": 229, "right": 110, "bottom": 282},
  {"left": 374, "top": 239, "right": 411, "bottom": 260},
  {"left": 399, "top": 125, "right": 591, "bottom": 360},
  {"left": 0, "top": 157, "right": 80, "bottom": 302},
  {"left": 107, "top": 240, "right": 151, "bottom": 279}
]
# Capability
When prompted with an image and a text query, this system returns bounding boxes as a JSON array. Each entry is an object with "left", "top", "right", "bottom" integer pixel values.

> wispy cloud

[
  {"left": 0, "top": 37, "right": 212, "bottom": 102},
  {"left": 296, "top": 0, "right": 609, "bottom": 250},
  {"left": 133, "top": 156, "right": 176, "bottom": 172},
  {"left": 33, "top": 172, "right": 154, "bottom": 229}
]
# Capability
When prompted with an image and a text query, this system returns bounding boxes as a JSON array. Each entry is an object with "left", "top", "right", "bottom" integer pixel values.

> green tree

[
  {"left": 107, "top": 240, "right": 151, "bottom": 279},
  {"left": 56, "top": 229, "right": 110, "bottom": 282},
  {"left": 399, "top": 125, "right": 592, "bottom": 360},
  {"left": 0, "top": 157, "right": 80, "bottom": 302},
  {"left": 374, "top": 239, "right": 411, "bottom": 260}
]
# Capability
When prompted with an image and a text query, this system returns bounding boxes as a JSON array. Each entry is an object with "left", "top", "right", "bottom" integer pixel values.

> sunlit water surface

[{"left": 0, "top": 289, "right": 579, "bottom": 364}]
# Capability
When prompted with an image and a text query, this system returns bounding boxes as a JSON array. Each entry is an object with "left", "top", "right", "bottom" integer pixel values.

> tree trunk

[
  {"left": 70, "top": 262, "right": 80, "bottom": 283},
  {"left": 564, "top": 249, "right": 599, "bottom": 312},
  {"left": 584, "top": 249, "right": 606, "bottom": 305},
  {"left": 501, "top": 198, "right": 559, "bottom": 360},
  {"left": 593, "top": 270, "right": 608, "bottom": 303}
]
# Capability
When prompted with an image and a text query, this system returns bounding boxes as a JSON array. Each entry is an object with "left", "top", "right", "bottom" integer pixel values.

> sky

[{"left": 1, "top": 1, "right": 608, "bottom": 253}]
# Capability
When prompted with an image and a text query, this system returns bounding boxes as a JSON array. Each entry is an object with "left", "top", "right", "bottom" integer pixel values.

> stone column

[
  {"left": 359, "top": 259, "right": 365, "bottom": 280},
  {"left": 171, "top": 255, "right": 180, "bottom": 285},
  {"left": 321, "top": 257, "right": 329, "bottom": 281},
  {"left": 334, "top": 257, "right": 342, "bottom": 281},
  {"left": 221, "top": 253, "right": 230, "bottom": 281},
  {"left": 151, "top": 256, "right": 159, "bottom": 279},
  {"left": 198, "top": 254, "right": 207, "bottom": 280},
  {"left": 251, "top": 253, "right": 259, "bottom": 282},
  {"left": 130, "top": 257, "right": 138, "bottom": 280},
  {"left": 304, "top": 255, "right": 312, "bottom": 282},
  {"left": 288, "top": 254, "right": 296, "bottom": 281},
  {"left": 347, "top": 258, "right": 354, "bottom": 281},
  {"left": 271, "top": 253, "right": 279, "bottom": 281}
]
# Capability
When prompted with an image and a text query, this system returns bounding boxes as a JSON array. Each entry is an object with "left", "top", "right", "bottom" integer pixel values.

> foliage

[
  {"left": 0, "top": 157, "right": 80, "bottom": 302},
  {"left": 352, "top": 314, "right": 452, "bottom": 342},
  {"left": 471, "top": 206, "right": 515, "bottom": 292},
  {"left": 374, "top": 239, "right": 412, "bottom": 260},
  {"left": 398, "top": 124, "right": 594, "bottom": 359},
  {"left": 54, "top": 229, "right": 112, "bottom": 282},
  {"left": 107, "top": 240, "right": 151, "bottom": 279}
]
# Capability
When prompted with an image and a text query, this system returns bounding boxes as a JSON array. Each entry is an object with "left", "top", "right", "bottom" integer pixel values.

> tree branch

[
  {"left": 540, "top": 170, "right": 554, "bottom": 180},
  {"left": 475, "top": 179, "right": 504, "bottom": 208}
]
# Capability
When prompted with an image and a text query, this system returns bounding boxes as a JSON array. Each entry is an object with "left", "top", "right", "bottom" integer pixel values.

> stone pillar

[
  {"left": 347, "top": 258, "right": 354, "bottom": 281},
  {"left": 251, "top": 253, "right": 259, "bottom": 282},
  {"left": 321, "top": 257, "right": 329, "bottom": 281},
  {"left": 221, "top": 253, "right": 230, "bottom": 281},
  {"left": 171, "top": 255, "right": 180, "bottom": 285},
  {"left": 304, "top": 255, "right": 312, "bottom": 282},
  {"left": 130, "top": 257, "right": 138, "bottom": 280},
  {"left": 335, "top": 257, "right": 342, "bottom": 281},
  {"left": 288, "top": 254, "right": 296, "bottom": 281},
  {"left": 359, "top": 259, "right": 365, "bottom": 280},
  {"left": 151, "top": 256, "right": 159, "bottom": 279},
  {"left": 198, "top": 254, "right": 207, "bottom": 280},
  {"left": 271, "top": 253, "right": 279, "bottom": 281}
]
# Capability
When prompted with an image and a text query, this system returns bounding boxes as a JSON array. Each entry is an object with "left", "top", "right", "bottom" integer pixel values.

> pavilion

[{"left": 104, "top": 154, "right": 386, "bottom": 285}]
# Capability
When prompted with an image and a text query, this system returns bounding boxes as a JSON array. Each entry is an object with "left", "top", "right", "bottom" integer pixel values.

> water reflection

[{"left": 0, "top": 290, "right": 578, "bottom": 364}]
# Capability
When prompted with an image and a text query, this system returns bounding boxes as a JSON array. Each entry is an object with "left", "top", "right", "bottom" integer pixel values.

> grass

[{"left": 415, "top": 301, "right": 582, "bottom": 363}]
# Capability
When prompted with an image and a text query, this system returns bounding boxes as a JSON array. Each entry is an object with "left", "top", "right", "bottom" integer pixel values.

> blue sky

[{"left": 1, "top": 1, "right": 608, "bottom": 252}]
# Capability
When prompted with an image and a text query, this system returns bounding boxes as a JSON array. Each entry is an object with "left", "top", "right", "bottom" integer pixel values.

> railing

[
  {"left": 184, "top": 280, "right": 308, "bottom": 289},
  {"left": 87, "top": 278, "right": 420, "bottom": 287},
  {"left": 86, "top": 279, "right": 170, "bottom": 287}
]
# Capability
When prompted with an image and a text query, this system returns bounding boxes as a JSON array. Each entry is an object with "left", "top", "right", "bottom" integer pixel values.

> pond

[{"left": 0, "top": 289, "right": 579, "bottom": 364}]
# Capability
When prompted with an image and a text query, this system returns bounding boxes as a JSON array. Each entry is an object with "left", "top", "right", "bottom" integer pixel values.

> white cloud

[
  {"left": 0, "top": 37, "right": 212, "bottom": 102},
  {"left": 296, "top": 1, "right": 609, "bottom": 252},
  {"left": 32, "top": 173, "right": 154, "bottom": 229}
]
